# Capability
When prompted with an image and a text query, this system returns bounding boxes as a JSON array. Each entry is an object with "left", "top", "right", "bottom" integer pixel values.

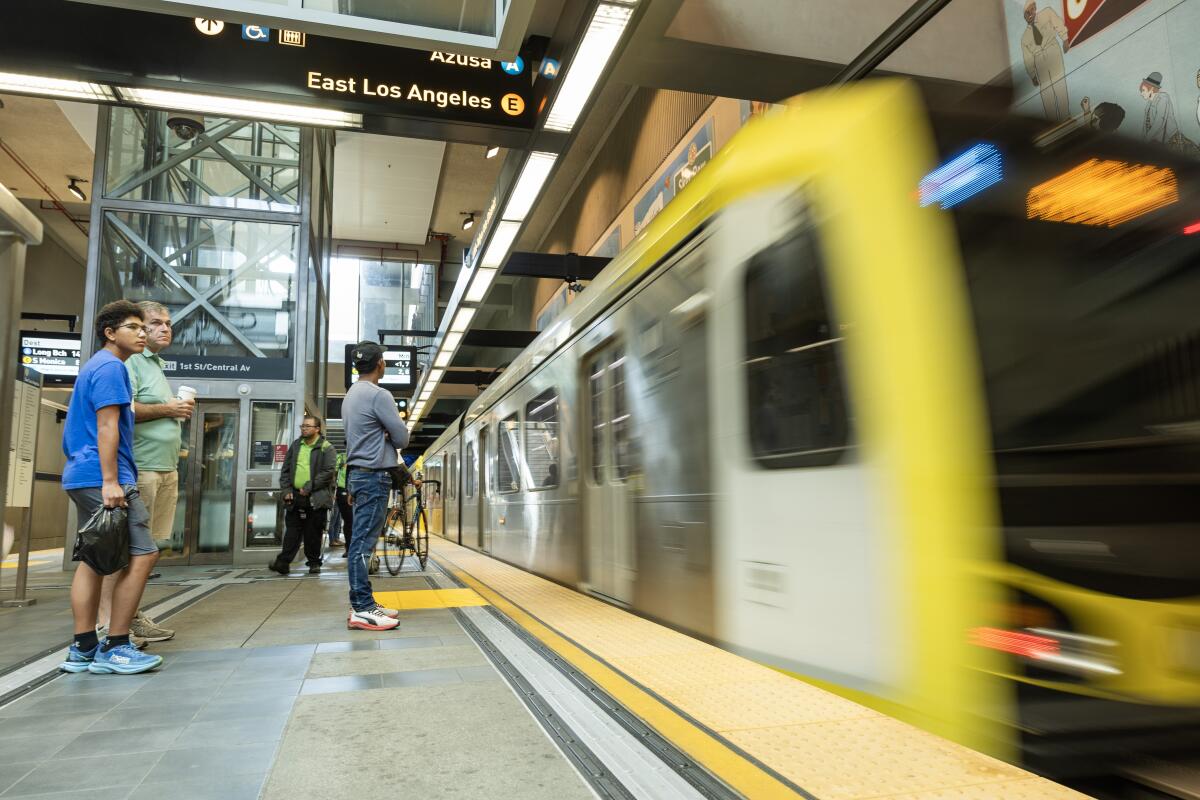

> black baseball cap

[{"left": 352, "top": 341, "right": 386, "bottom": 371}]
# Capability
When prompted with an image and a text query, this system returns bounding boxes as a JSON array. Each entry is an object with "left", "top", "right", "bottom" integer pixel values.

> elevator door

[{"left": 161, "top": 401, "right": 239, "bottom": 565}]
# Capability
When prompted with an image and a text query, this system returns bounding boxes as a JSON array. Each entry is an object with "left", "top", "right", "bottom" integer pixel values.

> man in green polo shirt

[{"left": 97, "top": 301, "right": 192, "bottom": 645}]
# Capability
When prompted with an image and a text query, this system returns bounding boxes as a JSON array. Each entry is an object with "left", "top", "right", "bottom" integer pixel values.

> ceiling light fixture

[
  {"left": 543, "top": 3, "right": 635, "bottom": 133},
  {"left": 0, "top": 72, "right": 116, "bottom": 102},
  {"left": 502, "top": 153, "right": 557, "bottom": 221},
  {"left": 481, "top": 220, "right": 522, "bottom": 269},
  {"left": 66, "top": 176, "right": 88, "bottom": 202},
  {"left": 115, "top": 86, "right": 363, "bottom": 129},
  {"left": 486, "top": 145, "right": 500, "bottom": 159},
  {"left": 450, "top": 307, "right": 477, "bottom": 333},
  {"left": 461, "top": 212, "right": 475, "bottom": 231}
]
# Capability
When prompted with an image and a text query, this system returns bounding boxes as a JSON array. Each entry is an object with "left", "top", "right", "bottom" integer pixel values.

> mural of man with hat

[{"left": 1140, "top": 71, "right": 1183, "bottom": 147}]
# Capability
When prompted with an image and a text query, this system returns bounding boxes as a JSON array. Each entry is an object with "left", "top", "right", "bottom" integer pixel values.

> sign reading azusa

[{"left": 0, "top": 0, "right": 538, "bottom": 130}]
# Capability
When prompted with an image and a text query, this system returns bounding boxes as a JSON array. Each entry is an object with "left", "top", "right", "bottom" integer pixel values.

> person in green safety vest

[
  {"left": 268, "top": 414, "right": 337, "bottom": 576},
  {"left": 330, "top": 450, "right": 353, "bottom": 555}
]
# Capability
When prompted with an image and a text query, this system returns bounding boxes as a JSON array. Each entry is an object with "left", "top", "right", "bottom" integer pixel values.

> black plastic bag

[{"left": 73, "top": 504, "right": 130, "bottom": 575}]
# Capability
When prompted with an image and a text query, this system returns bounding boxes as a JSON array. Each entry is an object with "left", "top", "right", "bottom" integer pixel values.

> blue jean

[{"left": 347, "top": 469, "right": 391, "bottom": 611}]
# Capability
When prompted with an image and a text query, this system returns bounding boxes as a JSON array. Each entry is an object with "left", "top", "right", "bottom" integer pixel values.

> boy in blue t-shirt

[{"left": 60, "top": 300, "right": 164, "bottom": 675}]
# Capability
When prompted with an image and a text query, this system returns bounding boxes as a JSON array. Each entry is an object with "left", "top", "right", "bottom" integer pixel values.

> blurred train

[{"left": 419, "top": 80, "right": 1200, "bottom": 778}]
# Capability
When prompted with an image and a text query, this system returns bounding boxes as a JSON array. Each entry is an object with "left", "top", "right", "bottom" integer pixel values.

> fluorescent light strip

[
  {"left": 426, "top": 368, "right": 445, "bottom": 384},
  {"left": 544, "top": 3, "right": 634, "bottom": 133},
  {"left": 116, "top": 86, "right": 362, "bottom": 129},
  {"left": 481, "top": 220, "right": 522, "bottom": 269},
  {"left": 433, "top": 349, "right": 453, "bottom": 368},
  {"left": 450, "top": 307, "right": 477, "bottom": 333},
  {"left": 502, "top": 152, "right": 557, "bottom": 221},
  {"left": 465, "top": 268, "right": 499, "bottom": 304},
  {"left": 0, "top": 72, "right": 115, "bottom": 102},
  {"left": 442, "top": 332, "right": 463, "bottom": 352}
]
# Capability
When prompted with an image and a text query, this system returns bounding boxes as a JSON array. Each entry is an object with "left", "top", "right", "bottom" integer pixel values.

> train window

[
  {"left": 743, "top": 226, "right": 851, "bottom": 468},
  {"left": 447, "top": 454, "right": 456, "bottom": 500},
  {"left": 464, "top": 442, "right": 476, "bottom": 498},
  {"left": 588, "top": 355, "right": 607, "bottom": 483},
  {"left": 611, "top": 347, "right": 636, "bottom": 481},
  {"left": 525, "top": 389, "right": 560, "bottom": 489},
  {"left": 497, "top": 414, "right": 521, "bottom": 493}
]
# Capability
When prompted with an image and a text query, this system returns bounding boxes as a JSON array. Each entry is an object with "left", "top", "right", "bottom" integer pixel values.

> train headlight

[
  {"left": 970, "top": 626, "right": 1121, "bottom": 677},
  {"left": 1167, "top": 626, "right": 1200, "bottom": 676}
]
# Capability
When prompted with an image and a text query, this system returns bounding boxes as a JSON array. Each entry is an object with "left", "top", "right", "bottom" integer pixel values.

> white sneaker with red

[
  {"left": 372, "top": 604, "right": 400, "bottom": 619},
  {"left": 348, "top": 607, "right": 399, "bottom": 630}
]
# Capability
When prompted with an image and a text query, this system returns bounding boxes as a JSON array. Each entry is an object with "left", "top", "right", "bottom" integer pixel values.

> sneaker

[
  {"left": 131, "top": 611, "right": 175, "bottom": 643},
  {"left": 372, "top": 604, "right": 400, "bottom": 619},
  {"left": 308, "top": 565, "right": 321, "bottom": 575},
  {"left": 60, "top": 642, "right": 99, "bottom": 673},
  {"left": 97, "top": 625, "right": 147, "bottom": 650},
  {"left": 267, "top": 559, "right": 289, "bottom": 576},
  {"left": 347, "top": 607, "right": 399, "bottom": 631},
  {"left": 88, "top": 642, "right": 163, "bottom": 674}
]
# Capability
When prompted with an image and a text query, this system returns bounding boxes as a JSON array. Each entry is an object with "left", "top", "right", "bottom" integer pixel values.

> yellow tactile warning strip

[
  {"left": 431, "top": 539, "right": 1090, "bottom": 800},
  {"left": 372, "top": 587, "right": 488, "bottom": 611}
]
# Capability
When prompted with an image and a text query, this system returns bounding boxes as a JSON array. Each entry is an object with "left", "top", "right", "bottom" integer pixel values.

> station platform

[{"left": 0, "top": 540, "right": 1085, "bottom": 800}]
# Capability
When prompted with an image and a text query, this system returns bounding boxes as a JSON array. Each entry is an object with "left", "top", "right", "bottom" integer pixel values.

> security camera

[{"left": 166, "top": 115, "right": 206, "bottom": 141}]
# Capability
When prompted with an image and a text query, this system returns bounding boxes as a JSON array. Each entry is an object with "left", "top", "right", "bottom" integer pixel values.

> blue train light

[{"left": 919, "top": 143, "right": 1003, "bottom": 209}]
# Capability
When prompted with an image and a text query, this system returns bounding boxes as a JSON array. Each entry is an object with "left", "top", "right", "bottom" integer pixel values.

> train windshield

[
  {"left": 934, "top": 114, "right": 1200, "bottom": 597},
  {"left": 932, "top": 116, "right": 1200, "bottom": 455}
]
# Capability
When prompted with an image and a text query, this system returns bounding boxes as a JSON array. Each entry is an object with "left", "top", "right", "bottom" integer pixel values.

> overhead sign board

[
  {"left": 19, "top": 331, "right": 81, "bottom": 385},
  {"left": 0, "top": 0, "right": 539, "bottom": 131},
  {"left": 344, "top": 345, "right": 417, "bottom": 392}
]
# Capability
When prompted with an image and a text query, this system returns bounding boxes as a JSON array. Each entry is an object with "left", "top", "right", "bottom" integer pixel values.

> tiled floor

[
  {"left": 0, "top": 556, "right": 594, "bottom": 800},
  {"left": 0, "top": 646, "right": 307, "bottom": 798}
]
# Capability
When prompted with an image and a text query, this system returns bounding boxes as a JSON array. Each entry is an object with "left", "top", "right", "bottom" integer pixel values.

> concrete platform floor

[{"left": 0, "top": 551, "right": 593, "bottom": 800}]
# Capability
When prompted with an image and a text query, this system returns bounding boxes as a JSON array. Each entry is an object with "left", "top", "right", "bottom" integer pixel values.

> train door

[
  {"left": 584, "top": 342, "right": 635, "bottom": 604},
  {"left": 462, "top": 438, "right": 478, "bottom": 549},
  {"left": 478, "top": 424, "right": 491, "bottom": 552}
]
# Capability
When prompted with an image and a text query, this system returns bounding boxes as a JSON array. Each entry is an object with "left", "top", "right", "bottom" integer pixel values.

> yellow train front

[{"left": 423, "top": 79, "right": 1200, "bottom": 782}]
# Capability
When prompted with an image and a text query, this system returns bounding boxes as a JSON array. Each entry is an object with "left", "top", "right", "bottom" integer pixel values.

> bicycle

[{"left": 380, "top": 479, "right": 438, "bottom": 575}]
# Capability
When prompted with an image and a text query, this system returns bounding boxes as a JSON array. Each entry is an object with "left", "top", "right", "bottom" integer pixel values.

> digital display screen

[
  {"left": 19, "top": 331, "right": 82, "bottom": 385},
  {"left": 344, "top": 345, "right": 417, "bottom": 392}
]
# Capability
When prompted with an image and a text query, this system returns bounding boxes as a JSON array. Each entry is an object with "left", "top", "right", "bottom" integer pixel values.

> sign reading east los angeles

[{"left": 0, "top": 0, "right": 539, "bottom": 131}]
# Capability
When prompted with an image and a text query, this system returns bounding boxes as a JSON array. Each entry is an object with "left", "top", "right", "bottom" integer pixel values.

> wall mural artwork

[{"left": 1004, "top": 0, "right": 1200, "bottom": 151}]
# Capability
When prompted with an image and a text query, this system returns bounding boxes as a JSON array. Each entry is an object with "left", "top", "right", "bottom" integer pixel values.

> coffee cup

[{"left": 176, "top": 385, "right": 197, "bottom": 403}]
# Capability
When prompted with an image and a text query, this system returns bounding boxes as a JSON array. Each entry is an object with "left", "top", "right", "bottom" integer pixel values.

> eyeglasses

[
  {"left": 300, "top": 424, "right": 319, "bottom": 430},
  {"left": 147, "top": 320, "right": 172, "bottom": 329},
  {"left": 117, "top": 323, "right": 148, "bottom": 334}
]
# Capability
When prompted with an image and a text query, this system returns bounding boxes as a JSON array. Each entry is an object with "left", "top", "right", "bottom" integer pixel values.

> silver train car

[{"left": 419, "top": 82, "right": 1200, "bottom": 771}]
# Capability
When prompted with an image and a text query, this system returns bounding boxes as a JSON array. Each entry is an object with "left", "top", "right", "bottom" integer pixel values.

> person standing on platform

[
  {"left": 342, "top": 342, "right": 407, "bottom": 630},
  {"left": 268, "top": 415, "right": 337, "bottom": 576},
  {"left": 60, "top": 300, "right": 163, "bottom": 675},
  {"left": 332, "top": 450, "right": 353, "bottom": 555},
  {"left": 96, "top": 301, "right": 187, "bottom": 646}
]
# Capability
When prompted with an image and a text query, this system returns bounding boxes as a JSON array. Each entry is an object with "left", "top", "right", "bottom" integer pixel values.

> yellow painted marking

[
  {"left": 372, "top": 588, "right": 487, "bottom": 611},
  {"left": 436, "top": 555, "right": 801, "bottom": 798},
  {"left": 0, "top": 560, "right": 48, "bottom": 569},
  {"left": 431, "top": 538, "right": 1087, "bottom": 799}
]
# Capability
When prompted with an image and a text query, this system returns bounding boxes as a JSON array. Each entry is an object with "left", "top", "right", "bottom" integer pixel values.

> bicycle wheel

[
  {"left": 413, "top": 506, "right": 429, "bottom": 569},
  {"left": 382, "top": 504, "right": 407, "bottom": 576},
  {"left": 404, "top": 493, "right": 429, "bottom": 570}
]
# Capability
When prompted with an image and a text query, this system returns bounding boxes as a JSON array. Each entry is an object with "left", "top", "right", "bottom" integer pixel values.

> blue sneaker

[
  {"left": 60, "top": 642, "right": 99, "bottom": 673},
  {"left": 87, "top": 642, "right": 163, "bottom": 675}
]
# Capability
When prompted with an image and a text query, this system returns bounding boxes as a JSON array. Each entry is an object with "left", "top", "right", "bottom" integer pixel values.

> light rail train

[{"left": 419, "top": 80, "right": 1200, "bottom": 779}]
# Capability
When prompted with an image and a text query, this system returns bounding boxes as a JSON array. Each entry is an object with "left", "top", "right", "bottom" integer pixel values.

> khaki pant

[{"left": 136, "top": 470, "right": 179, "bottom": 542}]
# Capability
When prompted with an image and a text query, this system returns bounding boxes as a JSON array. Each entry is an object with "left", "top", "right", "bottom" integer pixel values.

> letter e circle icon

[
  {"left": 501, "top": 93, "right": 526, "bottom": 116},
  {"left": 195, "top": 18, "right": 225, "bottom": 35}
]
